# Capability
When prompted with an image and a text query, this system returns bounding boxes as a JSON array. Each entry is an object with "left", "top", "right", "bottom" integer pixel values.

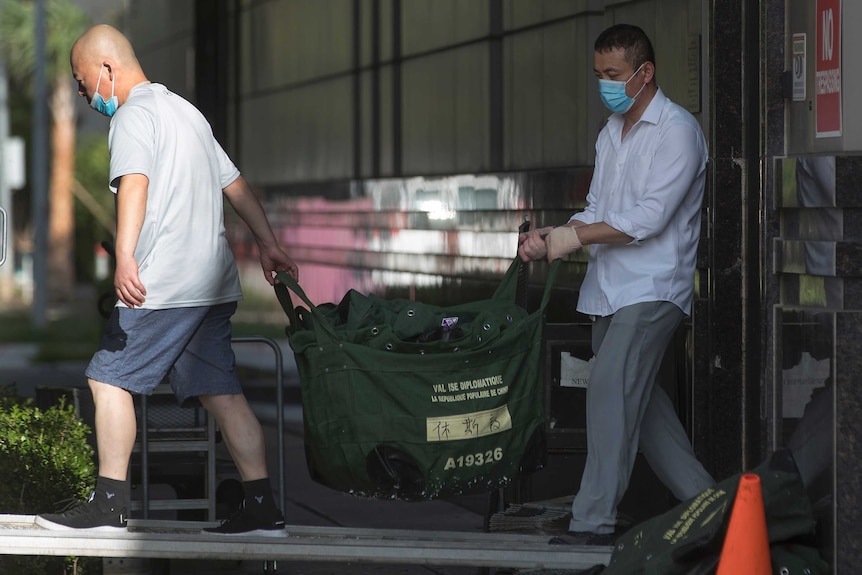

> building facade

[{"left": 124, "top": 0, "right": 861, "bottom": 569}]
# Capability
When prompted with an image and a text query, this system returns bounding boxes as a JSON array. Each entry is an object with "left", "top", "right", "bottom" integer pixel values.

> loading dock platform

[{"left": 0, "top": 514, "right": 611, "bottom": 572}]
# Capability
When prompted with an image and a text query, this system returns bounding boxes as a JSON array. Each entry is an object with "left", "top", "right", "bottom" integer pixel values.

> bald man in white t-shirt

[{"left": 37, "top": 25, "right": 298, "bottom": 536}]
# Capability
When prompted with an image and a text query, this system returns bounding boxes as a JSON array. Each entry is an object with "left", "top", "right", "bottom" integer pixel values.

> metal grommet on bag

[
  {"left": 385, "top": 343, "right": 394, "bottom": 350},
  {"left": 779, "top": 568, "right": 790, "bottom": 575},
  {"left": 483, "top": 323, "right": 491, "bottom": 331},
  {"left": 371, "top": 327, "right": 379, "bottom": 335},
  {"left": 419, "top": 349, "right": 425, "bottom": 355},
  {"left": 476, "top": 336, "right": 483, "bottom": 342},
  {"left": 407, "top": 309, "right": 415, "bottom": 317},
  {"left": 452, "top": 347, "right": 460, "bottom": 352},
  {"left": 506, "top": 314, "right": 513, "bottom": 322}
]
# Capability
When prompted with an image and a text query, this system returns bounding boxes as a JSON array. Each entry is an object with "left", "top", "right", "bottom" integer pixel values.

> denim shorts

[{"left": 86, "top": 302, "right": 242, "bottom": 407}]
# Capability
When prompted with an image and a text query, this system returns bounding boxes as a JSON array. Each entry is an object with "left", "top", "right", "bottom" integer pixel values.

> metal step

[
  {"left": 132, "top": 439, "right": 212, "bottom": 453},
  {"left": 128, "top": 499, "right": 211, "bottom": 512},
  {"left": 0, "top": 514, "right": 611, "bottom": 571}
]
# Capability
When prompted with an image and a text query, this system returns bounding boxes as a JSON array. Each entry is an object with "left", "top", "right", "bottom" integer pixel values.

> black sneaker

[
  {"left": 203, "top": 503, "right": 287, "bottom": 537},
  {"left": 35, "top": 492, "right": 127, "bottom": 531}
]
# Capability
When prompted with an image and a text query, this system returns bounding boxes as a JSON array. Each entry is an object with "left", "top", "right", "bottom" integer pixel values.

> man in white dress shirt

[{"left": 519, "top": 23, "right": 714, "bottom": 545}]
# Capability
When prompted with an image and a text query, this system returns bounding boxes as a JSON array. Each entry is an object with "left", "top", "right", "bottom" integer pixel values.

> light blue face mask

[
  {"left": 598, "top": 62, "right": 646, "bottom": 114},
  {"left": 90, "top": 67, "right": 118, "bottom": 117}
]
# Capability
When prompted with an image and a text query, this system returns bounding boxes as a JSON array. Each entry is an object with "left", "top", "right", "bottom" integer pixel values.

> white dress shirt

[{"left": 571, "top": 88, "right": 707, "bottom": 316}]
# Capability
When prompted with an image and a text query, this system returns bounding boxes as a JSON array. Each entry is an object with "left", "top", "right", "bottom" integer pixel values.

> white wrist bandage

[{"left": 546, "top": 225, "right": 582, "bottom": 261}]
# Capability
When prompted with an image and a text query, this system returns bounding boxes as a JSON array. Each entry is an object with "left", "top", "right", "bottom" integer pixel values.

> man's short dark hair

[{"left": 594, "top": 24, "right": 656, "bottom": 71}]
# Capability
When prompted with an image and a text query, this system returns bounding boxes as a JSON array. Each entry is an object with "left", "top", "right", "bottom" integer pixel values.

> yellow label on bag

[{"left": 426, "top": 404, "right": 512, "bottom": 442}]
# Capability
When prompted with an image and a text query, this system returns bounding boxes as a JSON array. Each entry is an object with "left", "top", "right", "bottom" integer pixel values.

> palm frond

[{"left": 0, "top": 0, "right": 90, "bottom": 93}]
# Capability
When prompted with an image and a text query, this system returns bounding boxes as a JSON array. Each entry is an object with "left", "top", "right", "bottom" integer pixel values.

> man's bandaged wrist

[
  {"left": 566, "top": 226, "right": 582, "bottom": 250},
  {"left": 553, "top": 225, "right": 582, "bottom": 250},
  {"left": 546, "top": 225, "right": 582, "bottom": 260}
]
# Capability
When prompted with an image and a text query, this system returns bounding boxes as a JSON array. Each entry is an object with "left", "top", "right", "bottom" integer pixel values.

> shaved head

[
  {"left": 71, "top": 25, "right": 148, "bottom": 109},
  {"left": 71, "top": 24, "right": 139, "bottom": 68}
]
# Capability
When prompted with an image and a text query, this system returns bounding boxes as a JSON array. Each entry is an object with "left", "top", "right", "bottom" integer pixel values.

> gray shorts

[{"left": 86, "top": 302, "right": 242, "bottom": 407}]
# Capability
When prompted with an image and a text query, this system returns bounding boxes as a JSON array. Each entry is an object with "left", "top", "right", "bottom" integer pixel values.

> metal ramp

[{"left": 0, "top": 514, "right": 611, "bottom": 572}]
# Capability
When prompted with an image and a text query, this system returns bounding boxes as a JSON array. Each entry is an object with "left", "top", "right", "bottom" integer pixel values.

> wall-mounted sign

[
  {"left": 3, "top": 137, "right": 26, "bottom": 190},
  {"left": 792, "top": 33, "right": 806, "bottom": 102},
  {"left": 815, "top": 0, "right": 841, "bottom": 138}
]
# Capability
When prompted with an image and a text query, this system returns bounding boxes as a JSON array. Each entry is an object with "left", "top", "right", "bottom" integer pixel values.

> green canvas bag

[
  {"left": 275, "top": 258, "right": 559, "bottom": 499},
  {"left": 596, "top": 451, "right": 829, "bottom": 575}
]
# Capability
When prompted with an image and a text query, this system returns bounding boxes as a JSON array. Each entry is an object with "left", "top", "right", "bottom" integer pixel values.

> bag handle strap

[
  {"left": 275, "top": 256, "right": 561, "bottom": 339},
  {"left": 538, "top": 259, "right": 561, "bottom": 312},
  {"left": 491, "top": 257, "right": 560, "bottom": 312},
  {"left": 272, "top": 275, "right": 300, "bottom": 334},
  {"left": 274, "top": 272, "right": 339, "bottom": 343},
  {"left": 491, "top": 256, "right": 524, "bottom": 302}
]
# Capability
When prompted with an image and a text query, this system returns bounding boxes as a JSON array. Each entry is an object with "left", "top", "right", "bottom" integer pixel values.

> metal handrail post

[
  {"left": 0, "top": 206, "right": 7, "bottom": 267},
  {"left": 231, "top": 336, "right": 285, "bottom": 515},
  {"left": 140, "top": 395, "right": 150, "bottom": 519}
]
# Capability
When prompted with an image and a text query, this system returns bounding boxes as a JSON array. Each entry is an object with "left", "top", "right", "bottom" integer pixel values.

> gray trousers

[{"left": 569, "top": 301, "right": 715, "bottom": 534}]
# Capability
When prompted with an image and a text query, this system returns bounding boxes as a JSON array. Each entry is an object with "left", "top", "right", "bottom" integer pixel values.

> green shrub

[{"left": 0, "top": 388, "right": 99, "bottom": 574}]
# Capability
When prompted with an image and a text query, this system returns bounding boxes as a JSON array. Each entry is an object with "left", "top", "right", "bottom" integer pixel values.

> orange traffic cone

[{"left": 716, "top": 473, "right": 771, "bottom": 575}]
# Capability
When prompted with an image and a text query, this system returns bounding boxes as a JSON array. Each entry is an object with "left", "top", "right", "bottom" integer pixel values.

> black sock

[
  {"left": 94, "top": 476, "right": 128, "bottom": 513},
  {"left": 243, "top": 477, "right": 277, "bottom": 515}
]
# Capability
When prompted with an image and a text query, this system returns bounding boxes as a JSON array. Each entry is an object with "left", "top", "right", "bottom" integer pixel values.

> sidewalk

[{"left": 0, "top": 342, "right": 89, "bottom": 397}]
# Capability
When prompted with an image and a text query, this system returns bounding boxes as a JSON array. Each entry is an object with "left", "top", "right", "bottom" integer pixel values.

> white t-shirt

[
  {"left": 107, "top": 82, "right": 243, "bottom": 309},
  {"left": 571, "top": 88, "right": 708, "bottom": 317}
]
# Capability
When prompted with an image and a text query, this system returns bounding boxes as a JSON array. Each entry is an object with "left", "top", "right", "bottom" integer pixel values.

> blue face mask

[
  {"left": 598, "top": 62, "right": 646, "bottom": 114},
  {"left": 90, "top": 67, "right": 118, "bottom": 117}
]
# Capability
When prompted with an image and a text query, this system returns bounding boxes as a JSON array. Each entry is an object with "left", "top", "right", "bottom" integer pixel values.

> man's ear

[
  {"left": 103, "top": 61, "right": 115, "bottom": 81},
  {"left": 643, "top": 61, "right": 656, "bottom": 84}
]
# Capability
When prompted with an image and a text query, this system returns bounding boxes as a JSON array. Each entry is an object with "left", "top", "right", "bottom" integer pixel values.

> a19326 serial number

[{"left": 443, "top": 447, "right": 503, "bottom": 470}]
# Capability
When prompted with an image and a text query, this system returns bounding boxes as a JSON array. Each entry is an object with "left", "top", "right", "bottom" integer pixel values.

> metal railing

[
  {"left": 0, "top": 206, "right": 7, "bottom": 267},
  {"left": 135, "top": 335, "right": 286, "bottom": 520},
  {"left": 230, "top": 336, "right": 286, "bottom": 515}
]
